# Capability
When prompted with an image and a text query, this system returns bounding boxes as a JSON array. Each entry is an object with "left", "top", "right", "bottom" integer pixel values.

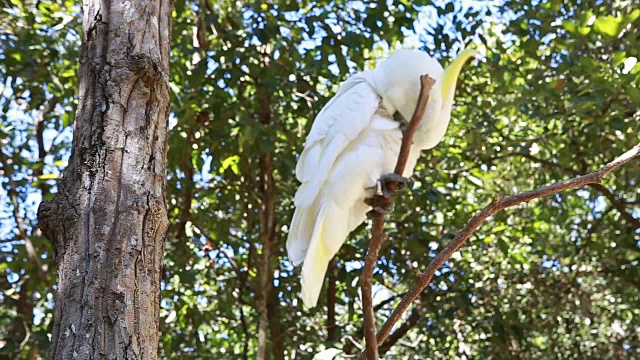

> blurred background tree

[{"left": 1, "top": 0, "right": 638, "bottom": 359}]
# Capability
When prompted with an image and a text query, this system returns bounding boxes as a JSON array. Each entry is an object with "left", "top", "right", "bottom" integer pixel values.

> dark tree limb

[
  {"left": 358, "top": 142, "right": 640, "bottom": 359},
  {"left": 361, "top": 75, "right": 436, "bottom": 360}
]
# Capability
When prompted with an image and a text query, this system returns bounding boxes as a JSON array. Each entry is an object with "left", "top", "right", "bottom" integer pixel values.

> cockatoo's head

[{"left": 370, "top": 48, "right": 476, "bottom": 148}]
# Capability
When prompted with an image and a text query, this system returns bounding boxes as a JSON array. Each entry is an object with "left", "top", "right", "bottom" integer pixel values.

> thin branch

[
  {"left": 394, "top": 76, "right": 436, "bottom": 176},
  {"left": 357, "top": 142, "right": 640, "bottom": 358},
  {"left": 346, "top": 292, "right": 408, "bottom": 354},
  {"left": 361, "top": 75, "right": 436, "bottom": 360},
  {"left": 378, "top": 307, "right": 422, "bottom": 355},
  {"left": 196, "top": 224, "right": 251, "bottom": 359},
  {"left": 588, "top": 183, "right": 640, "bottom": 229},
  {"left": 485, "top": 152, "right": 640, "bottom": 229},
  {"left": 361, "top": 216, "right": 385, "bottom": 360}
]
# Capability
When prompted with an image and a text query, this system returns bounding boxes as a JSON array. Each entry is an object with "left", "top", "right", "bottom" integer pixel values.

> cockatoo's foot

[
  {"left": 379, "top": 173, "right": 409, "bottom": 198},
  {"left": 393, "top": 111, "right": 408, "bottom": 129},
  {"left": 364, "top": 195, "right": 394, "bottom": 217}
]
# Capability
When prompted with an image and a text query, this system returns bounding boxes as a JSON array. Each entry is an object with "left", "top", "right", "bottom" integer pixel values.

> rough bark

[{"left": 37, "top": 0, "right": 172, "bottom": 359}]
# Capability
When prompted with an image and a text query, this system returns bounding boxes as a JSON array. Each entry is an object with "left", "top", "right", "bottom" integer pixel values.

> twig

[
  {"left": 360, "top": 75, "right": 436, "bottom": 360},
  {"left": 358, "top": 142, "right": 640, "bottom": 358},
  {"left": 378, "top": 307, "right": 422, "bottom": 355}
]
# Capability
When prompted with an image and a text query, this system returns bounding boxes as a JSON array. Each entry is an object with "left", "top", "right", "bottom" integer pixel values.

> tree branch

[
  {"left": 485, "top": 152, "right": 640, "bottom": 229},
  {"left": 378, "top": 306, "right": 422, "bottom": 355},
  {"left": 345, "top": 292, "right": 407, "bottom": 355},
  {"left": 358, "top": 142, "right": 640, "bottom": 358},
  {"left": 361, "top": 75, "right": 436, "bottom": 359}
]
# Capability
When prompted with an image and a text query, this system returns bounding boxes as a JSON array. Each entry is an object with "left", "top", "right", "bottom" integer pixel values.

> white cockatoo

[{"left": 287, "top": 48, "right": 476, "bottom": 308}]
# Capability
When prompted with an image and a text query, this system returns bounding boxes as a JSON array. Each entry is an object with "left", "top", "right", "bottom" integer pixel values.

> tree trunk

[
  {"left": 37, "top": 0, "right": 172, "bottom": 359},
  {"left": 254, "top": 72, "right": 284, "bottom": 358}
]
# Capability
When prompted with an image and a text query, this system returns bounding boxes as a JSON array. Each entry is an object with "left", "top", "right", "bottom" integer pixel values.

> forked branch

[{"left": 358, "top": 142, "right": 640, "bottom": 359}]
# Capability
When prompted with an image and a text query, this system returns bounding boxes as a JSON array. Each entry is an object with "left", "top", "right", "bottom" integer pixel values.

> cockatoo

[{"left": 287, "top": 48, "right": 476, "bottom": 308}]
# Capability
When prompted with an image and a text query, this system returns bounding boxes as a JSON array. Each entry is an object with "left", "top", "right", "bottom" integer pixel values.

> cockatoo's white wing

[
  {"left": 294, "top": 75, "right": 380, "bottom": 208},
  {"left": 287, "top": 76, "right": 382, "bottom": 307}
]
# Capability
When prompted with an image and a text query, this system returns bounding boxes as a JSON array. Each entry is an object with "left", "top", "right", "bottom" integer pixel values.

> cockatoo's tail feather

[
  {"left": 299, "top": 202, "right": 351, "bottom": 307},
  {"left": 287, "top": 207, "right": 314, "bottom": 266},
  {"left": 299, "top": 205, "right": 329, "bottom": 307}
]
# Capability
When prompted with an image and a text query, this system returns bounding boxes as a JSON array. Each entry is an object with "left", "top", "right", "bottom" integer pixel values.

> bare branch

[
  {"left": 394, "top": 76, "right": 437, "bottom": 176},
  {"left": 361, "top": 214, "right": 386, "bottom": 360},
  {"left": 361, "top": 75, "right": 436, "bottom": 359},
  {"left": 379, "top": 307, "right": 422, "bottom": 355},
  {"left": 486, "top": 151, "right": 640, "bottom": 229},
  {"left": 359, "top": 142, "right": 640, "bottom": 358}
]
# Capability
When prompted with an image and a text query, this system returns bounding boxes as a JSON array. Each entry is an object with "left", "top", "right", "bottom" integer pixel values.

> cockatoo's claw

[
  {"left": 364, "top": 195, "right": 394, "bottom": 217},
  {"left": 365, "top": 181, "right": 384, "bottom": 196},
  {"left": 393, "top": 111, "right": 408, "bottom": 127},
  {"left": 380, "top": 173, "right": 409, "bottom": 198}
]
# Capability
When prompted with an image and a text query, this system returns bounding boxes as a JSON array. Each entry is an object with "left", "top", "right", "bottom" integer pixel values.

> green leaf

[
  {"left": 445, "top": 2, "right": 454, "bottom": 14},
  {"left": 593, "top": 16, "right": 621, "bottom": 37},
  {"left": 561, "top": 20, "right": 577, "bottom": 34},
  {"left": 220, "top": 155, "right": 239, "bottom": 175},
  {"left": 38, "top": 173, "right": 59, "bottom": 180},
  {"left": 497, "top": 238, "right": 510, "bottom": 255},
  {"left": 62, "top": 113, "right": 71, "bottom": 127},
  {"left": 627, "top": 87, "right": 640, "bottom": 106}
]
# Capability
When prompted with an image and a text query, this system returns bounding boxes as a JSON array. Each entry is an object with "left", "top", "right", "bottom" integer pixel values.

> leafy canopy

[{"left": 0, "top": 0, "right": 638, "bottom": 358}]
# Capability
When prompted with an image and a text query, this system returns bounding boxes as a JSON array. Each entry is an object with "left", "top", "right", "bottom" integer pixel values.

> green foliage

[
  {"left": 0, "top": 0, "right": 80, "bottom": 357},
  {"left": 1, "top": 0, "right": 639, "bottom": 359}
]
